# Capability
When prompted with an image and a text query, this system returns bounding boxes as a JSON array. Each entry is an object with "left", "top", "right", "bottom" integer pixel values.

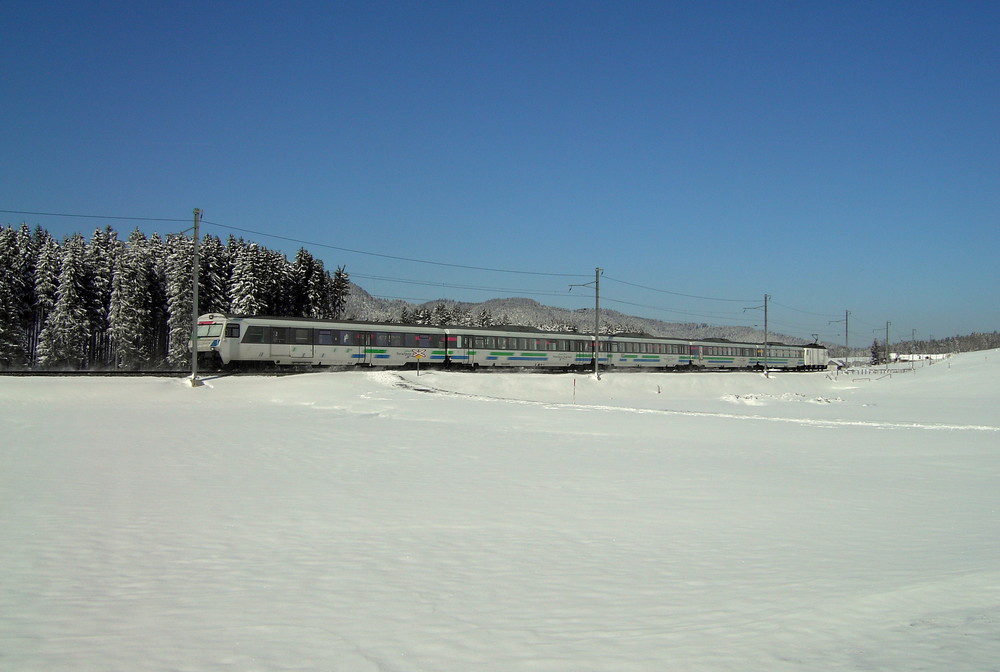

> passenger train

[{"left": 194, "top": 313, "right": 830, "bottom": 372}]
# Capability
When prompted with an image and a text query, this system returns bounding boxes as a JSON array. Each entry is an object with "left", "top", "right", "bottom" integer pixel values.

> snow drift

[{"left": 2, "top": 352, "right": 998, "bottom": 671}]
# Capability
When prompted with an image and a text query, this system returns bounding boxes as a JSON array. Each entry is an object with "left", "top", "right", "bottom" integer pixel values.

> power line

[
  {"left": 770, "top": 299, "right": 840, "bottom": 319},
  {"left": 603, "top": 274, "right": 755, "bottom": 303},
  {"left": 0, "top": 208, "right": 189, "bottom": 223},
  {"left": 2, "top": 207, "right": 589, "bottom": 278},
  {"left": 4, "top": 206, "right": 852, "bottom": 338},
  {"left": 351, "top": 272, "right": 573, "bottom": 299},
  {"left": 205, "top": 220, "right": 590, "bottom": 279}
]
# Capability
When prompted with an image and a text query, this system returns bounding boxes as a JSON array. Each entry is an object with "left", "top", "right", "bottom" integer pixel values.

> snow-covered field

[{"left": 2, "top": 352, "right": 999, "bottom": 671}]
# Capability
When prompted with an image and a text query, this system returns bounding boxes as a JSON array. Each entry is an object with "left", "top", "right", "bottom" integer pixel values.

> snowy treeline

[
  {"left": 868, "top": 332, "right": 1000, "bottom": 364},
  {"left": 0, "top": 224, "right": 349, "bottom": 370},
  {"left": 5, "top": 223, "right": 995, "bottom": 371}
]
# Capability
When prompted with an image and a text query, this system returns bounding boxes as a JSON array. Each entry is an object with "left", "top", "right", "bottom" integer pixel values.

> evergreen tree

[
  {"left": 432, "top": 303, "right": 453, "bottom": 325},
  {"left": 37, "top": 235, "right": 92, "bottom": 369},
  {"left": 413, "top": 307, "right": 432, "bottom": 325},
  {"left": 0, "top": 227, "right": 24, "bottom": 366},
  {"left": 476, "top": 308, "right": 493, "bottom": 327},
  {"left": 290, "top": 248, "right": 317, "bottom": 317},
  {"left": 146, "top": 233, "right": 170, "bottom": 364},
  {"left": 262, "top": 248, "right": 292, "bottom": 315},
  {"left": 165, "top": 234, "right": 195, "bottom": 366},
  {"left": 306, "top": 266, "right": 334, "bottom": 318},
  {"left": 109, "top": 230, "right": 156, "bottom": 369},
  {"left": 198, "top": 234, "right": 230, "bottom": 314},
  {"left": 12, "top": 225, "right": 37, "bottom": 361},
  {"left": 330, "top": 265, "right": 350, "bottom": 319},
  {"left": 32, "top": 232, "right": 61, "bottom": 364},
  {"left": 399, "top": 307, "right": 413, "bottom": 324},
  {"left": 85, "top": 226, "right": 122, "bottom": 367},
  {"left": 869, "top": 339, "right": 883, "bottom": 365},
  {"left": 229, "top": 243, "right": 267, "bottom": 315}
]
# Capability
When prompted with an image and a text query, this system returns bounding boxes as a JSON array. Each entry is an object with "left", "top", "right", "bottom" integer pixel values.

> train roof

[{"left": 207, "top": 314, "right": 827, "bottom": 348}]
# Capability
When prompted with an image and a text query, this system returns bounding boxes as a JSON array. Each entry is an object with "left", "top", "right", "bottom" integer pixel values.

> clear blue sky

[{"left": 3, "top": 0, "right": 998, "bottom": 344}]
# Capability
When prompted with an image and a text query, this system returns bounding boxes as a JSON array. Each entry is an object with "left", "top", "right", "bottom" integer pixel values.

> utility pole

[
  {"left": 189, "top": 208, "right": 204, "bottom": 387},
  {"left": 594, "top": 267, "right": 601, "bottom": 377},
  {"left": 830, "top": 310, "right": 850, "bottom": 368},
  {"left": 743, "top": 293, "right": 770, "bottom": 377},
  {"left": 885, "top": 321, "right": 891, "bottom": 365},
  {"left": 845, "top": 310, "right": 850, "bottom": 367},
  {"left": 569, "top": 267, "right": 603, "bottom": 377},
  {"left": 763, "top": 293, "right": 770, "bottom": 378}
]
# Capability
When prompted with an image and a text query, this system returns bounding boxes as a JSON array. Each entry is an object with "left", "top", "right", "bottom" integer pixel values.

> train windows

[
  {"left": 225, "top": 324, "right": 240, "bottom": 339},
  {"left": 243, "top": 325, "right": 265, "bottom": 344},
  {"left": 293, "top": 329, "right": 312, "bottom": 345},
  {"left": 316, "top": 330, "right": 334, "bottom": 346},
  {"left": 387, "top": 332, "right": 405, "bottom": 347},
  {"left": 407, "top": 333, "right": 430, "bottom": 348},
  {"left": 373, "top": 332, "right": 390, "bottom": 347},
  {"left": 473, "top": 336, "right": 485, "bottom": 349},
  {"left": 338, "top": 331, "right": 355, "bottom": 346},
  {"left": 197, "top": 323, "right": 222, "bottom": 338},
  {"left": 270, "top": 328, "right": 288, "bottom": 344}
]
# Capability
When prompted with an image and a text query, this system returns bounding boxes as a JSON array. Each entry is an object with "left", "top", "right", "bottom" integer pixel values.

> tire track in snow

[{"left": 379, "top": 372, "right": 1000, "bottom": 433}]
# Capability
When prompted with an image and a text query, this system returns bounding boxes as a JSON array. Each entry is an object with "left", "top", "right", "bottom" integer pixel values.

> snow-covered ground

[{"left": 2, "top": 352, "right": 998, "bottom": 671}]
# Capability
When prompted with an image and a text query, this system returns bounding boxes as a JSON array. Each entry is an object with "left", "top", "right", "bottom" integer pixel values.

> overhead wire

[
  {"left": 5, "top": 206, "right": 848, "bottom": 338},
  {"left": 205, "top": 220, "right": 591, "bottom": 279},
  {"left": 602, "top": 274, "right": 755, "bottom": 303},
  {"left": 0, "top": 208, "right": 190, "bottom": 223}
]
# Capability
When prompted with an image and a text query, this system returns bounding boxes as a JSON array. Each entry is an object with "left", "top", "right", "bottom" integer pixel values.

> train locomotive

[{"left": 194, "top": 313, "right": 830, "bottom": 372}]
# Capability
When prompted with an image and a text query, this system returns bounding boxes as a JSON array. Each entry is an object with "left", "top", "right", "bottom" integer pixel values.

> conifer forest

[{"left": 0, "top": 224, "right": 349, "bottom": 370}]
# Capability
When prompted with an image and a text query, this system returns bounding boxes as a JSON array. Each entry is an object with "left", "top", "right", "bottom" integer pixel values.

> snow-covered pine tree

[
  {"left": 164, "top": 234, "right": 194, "bottom": 367},
  {"left": 12, "top": 225, "right": 37, "bottom": 363},
  {"left": 229, "top": 243, "right": 267, "bottom": 315},
  {"left": 476, "top": 308, "right": 493, "bottom": 327},
  {"left": 413, "top": 307, "right": 432, "bottom": 325},
  {"left": 0, "top": 227, "right": 24, "bottom": 367},
  {"left": 146, "top": 233, "right": 170, "bottom": 364},
  {"left": 306, "top": 265, "right": 334, "bottom": 318},
  {"left": 290, "top": 248, "right": 317, "bottom": 317},
  {"left": 262, "top": 248, "right": 292, "bottom": 315},
  {"left": 431, "top": 303, "right": 453, "bottom": 325},
  {"left": 869, "top": 339, "right": 883, "bottom": 365},
  {"left": 108, "top": 230, "right": 156, "bottom": 369},
  {"left": 36, "top": 234, "right": 92, "bottom": 369},
  {"left": 85, "top": 226, "right": 122, "bottom": 368},
  {"left": 330, "top": 265, "right": 350, "bottom": 319},
  {"left": 198, "top": 234, "right": 230, "bottom": 314},
  {"left": 31, "top": 232, "right": 61, "bottom": 364}
]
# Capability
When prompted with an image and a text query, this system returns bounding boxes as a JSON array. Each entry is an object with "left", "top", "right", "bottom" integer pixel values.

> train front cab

[{"left": 194, "top": 313, "right": 231, "bottom": 368}]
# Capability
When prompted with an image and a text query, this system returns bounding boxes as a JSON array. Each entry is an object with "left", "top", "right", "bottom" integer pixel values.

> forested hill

[{"left": 345, "top": 288, "right": 782, "bottom": 344}]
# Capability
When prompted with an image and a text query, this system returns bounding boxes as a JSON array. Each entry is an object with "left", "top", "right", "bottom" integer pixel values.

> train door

[
  {"left": 689, "top": 344, "right": 704, "bottom": 368},
  {"left": 290, "top": 327, "right": 314, "bottom": 360},
  {"left": 358, "top": 331, "right": 373, "bottom": 365}
]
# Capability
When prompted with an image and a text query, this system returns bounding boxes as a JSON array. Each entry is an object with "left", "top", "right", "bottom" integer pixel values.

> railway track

[{"left": 0, "top": 369, "right": 310, "bottom": 378}]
